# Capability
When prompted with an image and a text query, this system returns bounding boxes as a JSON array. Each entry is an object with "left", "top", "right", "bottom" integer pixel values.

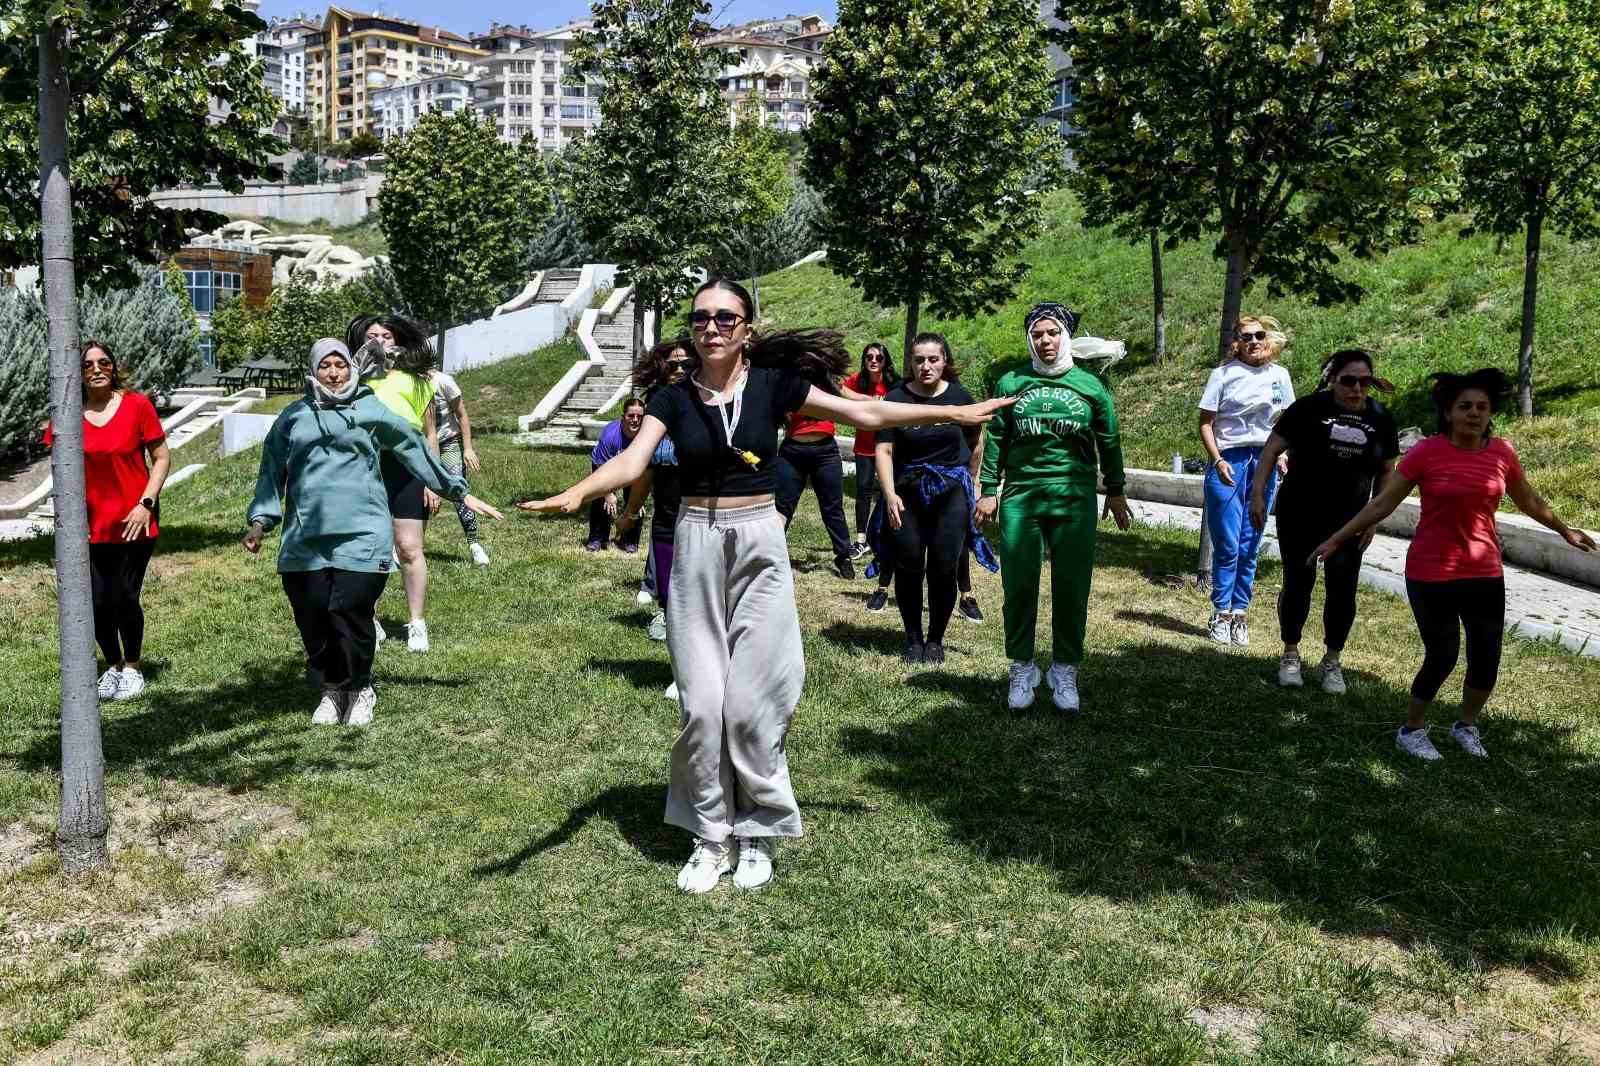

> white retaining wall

[
  {"left": 441, "top": 264, "right": 618, "bottom": 374},
  {"left": 149, "top": 175, "right": 383, "bottom": 227},
  {"left": 220, "top": 412, "right": 280, "bottom": 458}
]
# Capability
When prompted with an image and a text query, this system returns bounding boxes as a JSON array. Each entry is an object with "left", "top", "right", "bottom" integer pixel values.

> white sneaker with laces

[
  {"left": 406, "top": 619, "right": 430, "bottom": 653},
  {"left": 346, "top": 686, "right": 376, "bottom": 727},
  {"left": 664, "top": 681, "right": 679, "bottom": 701},
  {"left": 677, "top": 837, "right": 733, "bottom": 894},
  {"left": 635, "top": 588, "right": 655, "bottom": 607},
  {"left": 469, "top": 542, "right": 490, "bottom": 567},
  {"left": 311, "top": 691, "right": 342, "bottom": 725},
  {"left": 1320, "top": 659, "right": 1347, "bottom": 695},
  {"left": 374, "top": 617, "right": 386, "bottom": 645},
  {"left": 733, "top": 836, "right": 776, "bottom": 890},
  {"left": 1207, "top": 613, "right": 1232, "bottom": 645},
  {"left": 1395, "top": 727, "right": 1442, "bottom": 762},
  {"left": 115, "top": 668, "right": 146, "bottom": 700},
  {"left": 648, "top": 610, "right": 667, "bottom": 642},
  {"left": 97, "top": 667, "right": 122, "bottom": 699},
  {"left": 1450, "top": 722, "right": 1488, "bottom": 758},
  {"left": 1007, "top": 660, "right": 1041, "bottom": 709},
  {"left": 1045, "top": 663, "right": 1080, "bottom": 712},
  {"left": 1230, "top": 615, "right": 1250, "bottom": 647},
  {"left": 1277, "top": 654, "right": 1303, "bottom": 688}
]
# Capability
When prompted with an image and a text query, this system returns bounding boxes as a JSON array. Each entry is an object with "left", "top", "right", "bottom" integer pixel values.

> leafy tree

[
  {"left": 1071, "top": 170, "right": 1182, "bottom": 361},
  {"left": 804, "top": 0, "right": 1061, "bottom": 370},
  {"left": 0, "top": 285, "right": 49, "bottom": 461},
  {"left": 1059, "top": 0, "right": 1462, "bottom": 358},
  {"left": 717, "top": 98, "right": 796, "bottom": 316},
  {"left": 212, "top": 274, "right": 392, "bottom": 370},
  {"left": 377, "top": 110, "right": 549, "bottom": 353},
  {"left": 706, "top": 181, "right": 825, "bottom": 318},
  {"left": 525, "top": 156, "right": 605, "bottom": 269},
  {"left": 1453, "top": 0, "right": 1600, "bottom": 415},
  {"left": 81, "top": 266, "right": 200, "bottom": 393},
  {"left": 288, "top": 152, "right": 322, "bottom": 186},
  {"left": 346, "top": 130, "right": 382, "bottom": 159}
]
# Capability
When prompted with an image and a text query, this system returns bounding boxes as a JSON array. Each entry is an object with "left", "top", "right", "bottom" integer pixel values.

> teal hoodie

[{"left": 247, "top": 386, "right": 468, "bottom": 573}]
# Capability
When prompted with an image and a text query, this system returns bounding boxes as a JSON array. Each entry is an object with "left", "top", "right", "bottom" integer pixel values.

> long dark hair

[
  {"left": 858, "top": 342, "right": 900, "bottom": 388},
  {"left": 693, "top": 278, "right": 849, "bottom": 391},
  {"left": 80, "top": 340, "right": 127, "bottom": 398},
  {"left": 633, "top": 333, "right": 696, "bottom": 395},
  {"left": 909, "top": 331, "right": 961, "bottom": 382},
  {"left": 380, "top": 315, "right": 435, "bottom": 375},
  {"left": 1316, "top": 349, "right": 1393, "bottom": 393},
  {"left": 1429, "top": 367, "right": 1511, "bottom": 438}
]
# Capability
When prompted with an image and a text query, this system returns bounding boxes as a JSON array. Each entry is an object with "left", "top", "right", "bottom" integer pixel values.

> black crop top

[
  {"left": 881, "top": 382, "right": 978, "bottom": 469},
  {"left": 644, "top": 366, "right": 813, "bottom": 496}
]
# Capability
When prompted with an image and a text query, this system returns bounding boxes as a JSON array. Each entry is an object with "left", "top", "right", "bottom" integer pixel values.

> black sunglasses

[
  {"left": 1235, "top": 330, "right": 1269, "bottom": 342},
  {"left": 687, "top": 310, "right": 744, "bottom": 332},
  {"left": 1337, "top": 374, "right": 1374, "bottom": 389}
]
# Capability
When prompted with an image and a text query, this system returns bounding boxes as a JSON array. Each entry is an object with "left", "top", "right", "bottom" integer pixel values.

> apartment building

[
  {"left": 1038, "top": 0, "right": 1074, "bottom": 135},
  {"left": 372, "top": 71, "right": 476, "bottom": 141},
  {"left": 472, "top": 22, "right": 603, "bottom": 151},
  {"left": 303, "top": 6, "right": 487, "bottom": 142},
  {"left": 703, "top": 35, "right": 820, "bottom": 133}
]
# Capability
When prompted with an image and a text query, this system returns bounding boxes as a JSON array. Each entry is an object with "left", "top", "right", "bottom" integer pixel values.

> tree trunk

[
  {"left": 1150, "top": 228, "right": 1166, "bottom": 363},
  {"left": 1517, "top": 213, "right": 1542, "bottom": 418},
  {"left": 750, "top": 275, "right": 760, "bottom": 322},
  {"left": 435, "top": 317, "right": 448, "bottom": 372},
  {"left": 630, "top": 289, "right": 645, "bottom": 384},
  {"left": 901, "top": 292, "right": 921, "bottom": 379},
  {"left": 38, "top": 20, "right": 109, "bottom": 873},
  {"left": 1216, "top": 229, "right": 1250, "bottom": 363}
]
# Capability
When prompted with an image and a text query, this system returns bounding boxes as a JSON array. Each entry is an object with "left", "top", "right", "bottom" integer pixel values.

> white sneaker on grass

[
  {"left": 664, "top": 681, "right": 679, "bottom": 702},
  {"left": 375, "top": 618, "right": 386, "bottom": 646},
  {"left": 1046, "top": 663, "right": 1080, "bottom": 712},
  {"left": 469, "top": 542, "right": 490, "bottom": 567},
  {"left": 1395, "top": 727, "right": 1442, "bottom": 762},
  {"left": 311, "top": 691, "right": 342, "bottom": 726},
  {"left": 1007, "top": 660, "right": 1041, "bottom": 710},
  {"left": 1230, "top": 615, "right": 1251, "bottom": 647},
  {"left": 406, "top": 619, "right": 430, "bottom": 653},
  {"left": 677, "top": 837, "right": 733, "bottom": 894},
  {"left": 1277, "top": 654, "right": 1303, "bottom": 688},
  {"left": 1207, "top": 613, "right": 1232, "bottom": 645},
  {"left": 97, "top": 667, "right": 122, "bottom": 699},
  {"left": 346, "top": 687, "right": 376, "bottom": 727},
  {"left": 1450, "top": 722, "right": 1488, "bottom": 758},
  {"left": 648, "top": 610, "right": 667, "bottom": 642},
  {"left": 1320, "top": 659, "right": 1347, "bottom": 695},
  {"left": 115, "top": 668, "right": 145, "bottom": 701},
  {"left": 733, "top": 836, "right": 776, "bottom": 890}
]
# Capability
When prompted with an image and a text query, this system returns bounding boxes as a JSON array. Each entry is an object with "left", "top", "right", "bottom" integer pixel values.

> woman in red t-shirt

[
  {"left": 840, "top": 342, "right": 897, "bottom": 563},
  {"left": 1312, "top": 368, "right": 1595, "bottom": 761},
  {"left": 45, "top": 341, "right": 172, "bottom": 702}
]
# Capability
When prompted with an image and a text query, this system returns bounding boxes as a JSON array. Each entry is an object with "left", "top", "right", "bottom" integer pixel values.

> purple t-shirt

[{"left": 590, "top": 419, "right": 629, "bottom": 466}]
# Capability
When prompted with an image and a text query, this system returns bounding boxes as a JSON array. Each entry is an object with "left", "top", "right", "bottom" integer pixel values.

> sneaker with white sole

[
  {"left": 636, "top": 588, "right": 655, "bottom": 607},
  {"left": 957, "top": 595, "right": 985, "bottom": 624},
  {"left": 1007, "top": 660, "right": 1041, "bottom": 709},
  {"left": 664, "top": 681, "right": 679, "bottom": 701},
  {"left": 346, "top": 686, "right": 376, "bottom": 727},
  {"left": 1395, "top": 726, "right": 1442, "bottom": 762},
  {"left": 1230, "top": 615, "right": 1250, "bottom": 647},
  {"left": 375, "top": 617, "right": 386, "bottom": 646},
  {"left": 469, "top": 542, "right": 490, "bottom": 567},
  {"left": 677, "top": 837, "right": 733, "bottom": 894},
  {"left": 311, "top": 691, "right": 343, "bottom": 726},
  {"left": 1277, "top": 654, "right": 1304, "bottom": 688},
  {"left": 1046, "top": 663, "right": 1080, "bottom": 712},
  {"left": 406, "top": 619, "right": 430, "bottom": 653},
  {"left": 1320, "top": 659, "right": 1347, "bottom": 695},
  {"left": 733, "top": 836, "right": 776, "bottom": 890},
  {"left": 648, "top": 610, "right": 667, "bottom": 642},
  {"left": 865, "top": 588, "right": 889, "bottom": 613},
  {"left": 97, "top": 667, "right": 122, "bottom": 699},
  {"left": 1450, "top": 722, "right": 1487, "bottom": 758},
  {"left": 1207, "top": 612, "right": 1232, "bottom": 645},
  {"left": 114, "top": 668, "right": 146, "bottom": 701}
]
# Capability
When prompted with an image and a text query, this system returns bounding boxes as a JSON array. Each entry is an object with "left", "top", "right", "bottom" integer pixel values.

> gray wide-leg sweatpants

[{"left": 664, "top": 502, "right": 806, "bottom": 842}]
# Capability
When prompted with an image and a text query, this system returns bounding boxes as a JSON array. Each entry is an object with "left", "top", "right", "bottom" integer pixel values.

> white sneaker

[
  {"left": 1007, "top": 660, "right": 1041, "bottom": 709},
  {"left": 1320, "top": 659, "right": 1347, "bottom": 695},
  {"left": 635, "top": 588, "right": 654, "bottom": 607},
  {"left": 375, "top": 617, "right": 386, "bottom": 645},
  {"left": 311, "top": 691, "right": 342, "bottom": 725},
  {"left": 647, "top": 610, "right": 667, "bottom": 642},
  {"left": 406, "top": 619, "right": 430, "bottom": 653},
  {"left": 1207, "top": 613, "right": 1232, "bottom": 645},
  {"left": 1450, "top": 722, "right": 1488, "bottom": 758},
  {"left": 469, "top": 542, "right": 490, "bottom": 567},
  {"left": 114, "top": 668, "right": 145, "bottom": 700},
  {"left": 733, "top": 836, "right": 776, "bottom": 890},
  {"left": 1045, "top": 663, "right": 1080, "bottom": 712},
  {"left": 1230, "top": 615, "right": 1250, "bottom": 647},
  {"left": 1277, "top": 654, "right": 1303, "bottom": 688},
  {"left": 664, "top": 681, "right": 679, "bottom": 701},
  {"left": 1395, "top": 727, "right": 1442, "bottom": 762},
  {"left": 97, "top": 667, "right": 122, "bottom": 699},
  {"left": 676, "top": 837, "right": 732, "bottom": 894},
  {"left": 346, "top": 686, "right": 376, "bottom": 727}
]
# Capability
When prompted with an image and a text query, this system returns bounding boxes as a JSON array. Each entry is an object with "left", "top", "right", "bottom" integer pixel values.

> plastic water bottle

[{"left": 1172, "top": 452, "right": 1183, "bottom": 475}]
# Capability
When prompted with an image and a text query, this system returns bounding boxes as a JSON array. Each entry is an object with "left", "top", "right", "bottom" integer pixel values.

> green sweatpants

[{"left": 999, "top": 490, "right": 1098, "bottom": 665}]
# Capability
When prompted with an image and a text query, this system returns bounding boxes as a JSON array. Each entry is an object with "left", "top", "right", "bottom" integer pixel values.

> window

[
  {"left": 560, "top": 103, "right": 585, "bottom": 120},
  {"left": 542, "top": 104, "right": 554, "bottom": 117},
  {"left": 543, "top": 42, "right": 557, "bottom": 53},
  {"left": 543, "top": 82, "right": 556, "bottom": 97},
  {"left": 789, "top": 79, "right": 805, "bottom": 94},
  {"left": 197, "top": 336, "right": 216, "bottom": 367},
  {"left": 182, "top": 270, "right": 240, "bottom": 315},
  {"left": 562, "top": 84, "right": 584, "bottom": 98},
  {"left": 544, "top": 61, "right": 555, "bottom": 74},
  {"left": 542, "top": 124, "right": 556, "bottom": 139}
]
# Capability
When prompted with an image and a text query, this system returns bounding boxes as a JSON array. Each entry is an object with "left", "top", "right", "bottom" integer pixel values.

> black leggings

[
  {"left": 1276, "top": 515, "right": 1364, "bottom": 651},
  {"left": 89, "top": 539, "right": 156, "bottom": 665},
  {"left": 889, "top": 486, "right": 968, "bottom": 644},
  {"left": 775, "top": 437, "right": 852, "bottom": 561},
  {"left": 853, "top": 455, "right": 879, "bottom": 536},
  {"left": 1406, "top": 577, "right": 1505, "bottom": 702},
  {"left": 586, "top": 463, "right": 639, "bottom": 548},
  {"left": 282, "top": 568, "right": 390, "bottom": 689}
]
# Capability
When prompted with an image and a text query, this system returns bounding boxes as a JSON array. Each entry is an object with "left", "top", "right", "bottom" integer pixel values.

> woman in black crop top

[{"left": 523, "top": 278, "right": 1012, "bottom": 896}]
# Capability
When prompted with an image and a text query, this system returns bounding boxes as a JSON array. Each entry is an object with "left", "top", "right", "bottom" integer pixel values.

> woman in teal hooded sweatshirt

[{"left": 244, "top": 339, "right": 502, "bottom": 727}]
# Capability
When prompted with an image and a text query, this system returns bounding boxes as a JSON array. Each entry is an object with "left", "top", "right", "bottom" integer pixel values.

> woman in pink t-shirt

[{"left": 1311, "top": 369, "right": 1595, "bottom": 761}]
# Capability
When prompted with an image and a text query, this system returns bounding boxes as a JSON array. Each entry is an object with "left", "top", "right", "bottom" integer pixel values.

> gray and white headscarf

[
  {"left": 307, "top": 338, "right": 359, "bottom": 406},
  {"left": 1024, "top": 301, "right": 1126, "bottom": 376}
]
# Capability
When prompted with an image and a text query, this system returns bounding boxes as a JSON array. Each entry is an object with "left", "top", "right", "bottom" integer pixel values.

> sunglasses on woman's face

[
  {"left": 83, "top": 359, "right": 113, "bottom": 370},
  {"left": 1337, "top": 374, "right": 1374, "bottom": 389},
  {"left": 687, "top": 310, "right": 744, "bottom": 332},
  {"left": 1236, "top": 330, "right": 1269, "bottom": 342},
  {"left": 865, "top": 351, "right": 884, "bottom": 361}
]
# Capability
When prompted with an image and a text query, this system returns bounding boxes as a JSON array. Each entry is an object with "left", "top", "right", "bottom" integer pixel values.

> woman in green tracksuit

[{"left": 977, "top": 303, "right": 1132, "bottom": 713}]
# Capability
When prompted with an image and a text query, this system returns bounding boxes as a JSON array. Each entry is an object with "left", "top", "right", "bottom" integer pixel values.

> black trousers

[
  {"left": 585, "top": 463, "right": 639, "bottom": 548},
  {"left": 281, "top": 568, "right": 390, "bottom": 690},
  {"left": 889, "top": 486, "right": 969, "bottom": 645},
  {"left": 1406, "top": 577, "right": 1505, "bottom": 702},
  {"left": 775, "top": 437, "right": 852, "bottom": 562},
  {"left": 853, "top": 455, "right": 879, "bottom": 537},
  {"left": 1276, "top": 512, "right": 1364, "bottom": 652},
  {"left": 89, "top": 538, "right": 156, "bottom": 665}
]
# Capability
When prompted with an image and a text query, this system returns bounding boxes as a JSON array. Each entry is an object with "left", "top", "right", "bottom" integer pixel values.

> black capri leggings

[
  {"left": 89, "top": 538, "right": 156, "bottom": 665},
  {"left": 853, "top": 455, "right": 879, "bottom": 537},
  {"left": 1276, "top": 514, "right": 1364, "bottom": 651},
  {"left": 1405, "top": 577, "right": 1505, "bottom": 702},
  {"left": 889, "top": 485, "right": 969, "bottom": 645}
]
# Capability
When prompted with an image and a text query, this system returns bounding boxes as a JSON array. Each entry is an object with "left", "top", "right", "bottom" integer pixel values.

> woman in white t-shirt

[
  {"left": 428, "top": 369, "right": 489, "bottom": 567},
  {"left": 1197, "top": 315, "right": 1294, "bottom": 646}
]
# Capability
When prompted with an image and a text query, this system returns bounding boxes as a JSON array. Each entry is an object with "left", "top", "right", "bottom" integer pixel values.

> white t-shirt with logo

[
  {"left": 430, "top": 371, "right": 464, "bottom": 444},
  {"left": 1198, "top": 360, "right": 1295, "bottom": 451}
]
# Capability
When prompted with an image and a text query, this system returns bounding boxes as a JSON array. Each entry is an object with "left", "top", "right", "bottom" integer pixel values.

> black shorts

[{"left": 380, "top": 453, "right": 429, "bottom": 521}]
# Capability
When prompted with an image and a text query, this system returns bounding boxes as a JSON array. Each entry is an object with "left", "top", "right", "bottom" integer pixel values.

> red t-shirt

[
  {"left": 1396, "top": 435, "right": 1523, "bottom": 582},
  {"left": 44, "top": 392, "right": 165, "bottom": 544},
  {"left": 786, "top": 410, "right": 836, "bottom": 440},
  {"left": 842, "top": 372, "right": 890, "bottom": 456}
]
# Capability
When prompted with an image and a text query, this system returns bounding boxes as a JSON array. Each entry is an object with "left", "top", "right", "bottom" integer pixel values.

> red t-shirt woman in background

[
  {"left": 1312, "top": 368, "right": 1595, "bottom": 762},
  {"left": 45, "top": 341, "right": 171, "bottom": 702},
  {"left": 840, "top": 342, "right": 897, "bottom": 558}
]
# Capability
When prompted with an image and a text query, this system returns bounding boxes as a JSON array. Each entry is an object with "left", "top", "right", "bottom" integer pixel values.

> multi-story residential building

[
  {"left": 703, "top": 36, "right": 820, "bottom": 133},
  {"left": 473, "top": 22, "right": 603, "bottom": 152},
  {"left": 471, "top": 23, "right": 540, "bottom": 54},
  {"left": 372, "top": 70, "right": 476, "bottom": 141},
  {"left": 302, "top": 7, "right": 487, "bottom": 143},
  {"left": 264, "top": 18, "right": 317, "bottom": 117},
  {"left": 1038, "top": 0, "right": 1074, "bottom": 135}
]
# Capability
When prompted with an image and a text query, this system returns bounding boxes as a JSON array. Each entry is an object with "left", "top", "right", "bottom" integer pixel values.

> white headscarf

[{"left": 1024, "top": 302, "right": 1127, "bottom": 375}]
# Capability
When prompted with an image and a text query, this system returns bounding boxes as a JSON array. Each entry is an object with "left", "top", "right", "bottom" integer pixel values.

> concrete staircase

[
  {"left": 534, "top": 268, "right": 583, "bottom": 304},
  {"left": 519, "top": 289, "right": 647, "bottom": 450}
]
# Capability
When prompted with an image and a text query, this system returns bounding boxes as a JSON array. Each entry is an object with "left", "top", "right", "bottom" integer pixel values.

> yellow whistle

[{"left": 738, "top": 449, "right": 761, "bottom": 467}]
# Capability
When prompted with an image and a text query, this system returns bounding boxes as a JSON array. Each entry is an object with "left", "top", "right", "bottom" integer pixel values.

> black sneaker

[
  {"left": 903, "top": 640, "right": 924, "bottom": 664},
  {"left": 957, "top": 595, "right": 984, "bottom": 624},
  {"left": 865, "top": 588, "right": 889, "bottom": 613},
  {"left": 834, "top": 556, "right": 856, "bottom": 580},
  {"left": 849, "top": 542, "right": 870, "bottom": 562},
  {"left": 922, "top": 641, "right": 945, "bottom": 665}
]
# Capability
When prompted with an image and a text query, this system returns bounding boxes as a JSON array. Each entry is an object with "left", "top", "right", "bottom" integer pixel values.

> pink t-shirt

[{"left": 1397, "top": 435, "right": 1524, "bottom": 582}]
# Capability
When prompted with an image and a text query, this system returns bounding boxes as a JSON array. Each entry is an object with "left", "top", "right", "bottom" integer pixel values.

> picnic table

[{"left": 237, "top": 357, "right": 298, "bottom": 393}]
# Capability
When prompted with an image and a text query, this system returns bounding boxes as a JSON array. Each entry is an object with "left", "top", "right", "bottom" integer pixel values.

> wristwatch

[{"left": 140, "top": 496, "right": 156, "bottom": 509}]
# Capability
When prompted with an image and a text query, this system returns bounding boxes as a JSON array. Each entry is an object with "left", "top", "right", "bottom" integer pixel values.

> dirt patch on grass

[
  {"left": 1185, "top": 1004, "right": 1263, "bottom": 1053},
  {"left": 147, "top": 556, "right": 196, "bottom": 581}
]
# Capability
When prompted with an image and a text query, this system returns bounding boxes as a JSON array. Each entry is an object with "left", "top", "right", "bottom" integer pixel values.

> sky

[{"left": 257, "top": 0, "right": 838, "bottom": 33}]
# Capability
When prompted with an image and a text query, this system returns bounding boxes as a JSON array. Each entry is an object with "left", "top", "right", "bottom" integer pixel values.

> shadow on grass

[
  {"left": 818, "top": 622, "right": 907, "bottom": 658},
  {"left": 0, "top": 521, "right": 254, "bottom": 568},
  {"left": 587, "top": 657, "right": 673, "bottom": 691},
  {"left": 473, "top": 783, "right": 680, "bottom": 876},
  {"left": 1114, "top": 609, "right": 1211, "bottom": 640},
  {"left": 841, "top": 637, "right": 1600, "bottom": 971}
]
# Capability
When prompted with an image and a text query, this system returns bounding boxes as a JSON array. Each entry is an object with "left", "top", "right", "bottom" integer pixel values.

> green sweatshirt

[
  {"left": 247, "top": 386, "right": 468, "bottom": 573},
  {"left": 979, "top": 364, "right": 1127, "bottom": 504}
]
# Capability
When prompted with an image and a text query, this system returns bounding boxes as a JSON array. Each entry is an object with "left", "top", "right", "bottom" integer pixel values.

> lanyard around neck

[{"left": 693, "top": 360, "right": 750, "bottom": 451}]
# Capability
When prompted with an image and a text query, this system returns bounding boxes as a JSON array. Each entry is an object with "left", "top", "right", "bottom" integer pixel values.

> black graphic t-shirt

[
  {"left": 1272, "top": 391, "right": 1400, "bottom": 523},
  {"left": 880, "top": 382, "right": 978, "bottom": 470},
  {"left": 644, "top": 366, "right": 812, "bottom": 497}
]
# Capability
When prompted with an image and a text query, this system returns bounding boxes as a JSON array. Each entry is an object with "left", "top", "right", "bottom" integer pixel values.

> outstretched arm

[
  {"left": 1308, "top": 472, "right": 1417, "bottom": 562},
  {"left": 800, "top": 386, "right": 1012, "bottom": 431},
  {"left": 1507, "top": 475, "right": 1597, "bottom": 551},
  {"left": 521, "top": 417, "right": 667, "bottom": 514}
]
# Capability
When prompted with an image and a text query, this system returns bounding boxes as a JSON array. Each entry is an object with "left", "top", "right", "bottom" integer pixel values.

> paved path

[{"left": 1120, "top": 496, "right": 1600, "bottom": 659}]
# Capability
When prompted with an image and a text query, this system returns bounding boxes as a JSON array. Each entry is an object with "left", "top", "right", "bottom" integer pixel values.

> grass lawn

[
  {"left": 2, "top": 416, "right": 1599, "bottom": 1062},
  {"left": 240, "top": 217, "right": 390, "bottom": 260}
]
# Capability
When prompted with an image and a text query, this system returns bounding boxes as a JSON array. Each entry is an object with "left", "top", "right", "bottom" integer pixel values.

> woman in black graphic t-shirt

[{"left": 1249, "top": 349, "right": 1399, "bottom": 694}]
